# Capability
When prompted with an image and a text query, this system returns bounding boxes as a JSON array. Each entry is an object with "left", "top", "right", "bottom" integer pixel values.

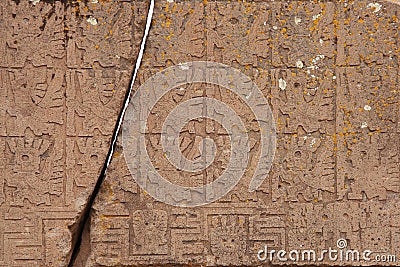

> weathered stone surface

[
  {"left": 85, "top": 0, "right": 400, "bottom": 266},
  {"left": 0, "top": 0, "right": 147, "bottom": 266},
  {"left": 0, "top": 0, "right": 399, "bottom": 266}
]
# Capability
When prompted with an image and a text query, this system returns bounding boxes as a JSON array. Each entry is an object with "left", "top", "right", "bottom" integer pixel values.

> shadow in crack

[{"left": 68, "top": 0, "right": 155, "bottom": 265}]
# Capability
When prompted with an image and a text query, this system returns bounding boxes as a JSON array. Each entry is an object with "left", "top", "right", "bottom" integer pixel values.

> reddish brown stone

[
  {"left": 0, "top": 0, "right": 399, "bottom": 266},
  {"left": 85, "top": 0, "right": 400, "bottom": 266},
  {"left": 0, "top": 0, "right": 148, "bottom": 266}
]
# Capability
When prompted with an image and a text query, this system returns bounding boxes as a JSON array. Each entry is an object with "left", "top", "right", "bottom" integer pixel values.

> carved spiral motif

[{"left": 122, "top": 61, "right": 276, "bottom": 207}]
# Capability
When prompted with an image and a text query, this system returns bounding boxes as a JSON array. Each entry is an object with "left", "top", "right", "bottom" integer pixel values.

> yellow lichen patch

[{"left": 165, "top": 17, "right": 172, "bottom": 28}]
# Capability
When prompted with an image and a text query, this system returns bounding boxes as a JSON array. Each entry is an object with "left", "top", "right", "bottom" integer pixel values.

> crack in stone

[{"left": 68, "top": 1, "right": 155, "bottom": 265}]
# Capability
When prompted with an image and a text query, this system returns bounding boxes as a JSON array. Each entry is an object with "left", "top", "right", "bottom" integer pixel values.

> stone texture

[
  {"left": 0, "top": 0, "right": 148, "bottom": 266},
  {"left": 84, "top": 0, "right": 400, "bottom": 266},
  {"left": 0, "top": 0, "right": 399, "bottom": 266}
]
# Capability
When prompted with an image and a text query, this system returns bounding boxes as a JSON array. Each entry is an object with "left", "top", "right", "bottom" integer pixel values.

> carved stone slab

[
  {"left": 85, "top": 0, "right": 399, "bottom": 266},
  {"left": 0, "top": 0, "right": 148, "bottom": 266}
]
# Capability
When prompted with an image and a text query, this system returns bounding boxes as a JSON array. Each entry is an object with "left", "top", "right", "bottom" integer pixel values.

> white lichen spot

[
  {"left": 367, "top": 3, "right": 382, "bottom": 12},
  {"left": 296, "top": 60, "right": 304, "bottom": 69},
  {"left": 361, "top": 122, "right": 368, "bottom": 129},
  {"left": 312, "top": 54, "right": 325, "bottom": 64},
  {"left": 312, "top": 13, "right": 321, "bottom": 21},
  {"left": 178, "top": 63, "right": 189, "bottom": 70},
  {"left": 295, "top": 17, "right": 302, "bottom": 25},
  {"left": 310, "top": 138, "right": 316, "bottom": 147},
  {"left": 332, "top": 76, "right": 337, "bottom": 80},
  {"left": 278, "top": 78, "right": 287, "bottom": 90},
  {"left": 167, "top": 0, "right": 174, "bottom": 3},
  {"left": 273, "top": 26, "right": 278, "bottom": 30},
  {"left": 91, "top": 0, "right": 98, "bottom": 3},
  {"left": 87, "top": 16, "right": 98, "bottom": 25},
  {"left": 364, "top": 105, "right": 372, "bottom": 111},
  {"left": 319, "top": 39, "right": 324, "bottom": 45},
  {"left": 263, "top": 21, "right": 267, "bottom": 26},
  {"left": 30, "top": 0, "right": 40, "bottom": 5}
]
